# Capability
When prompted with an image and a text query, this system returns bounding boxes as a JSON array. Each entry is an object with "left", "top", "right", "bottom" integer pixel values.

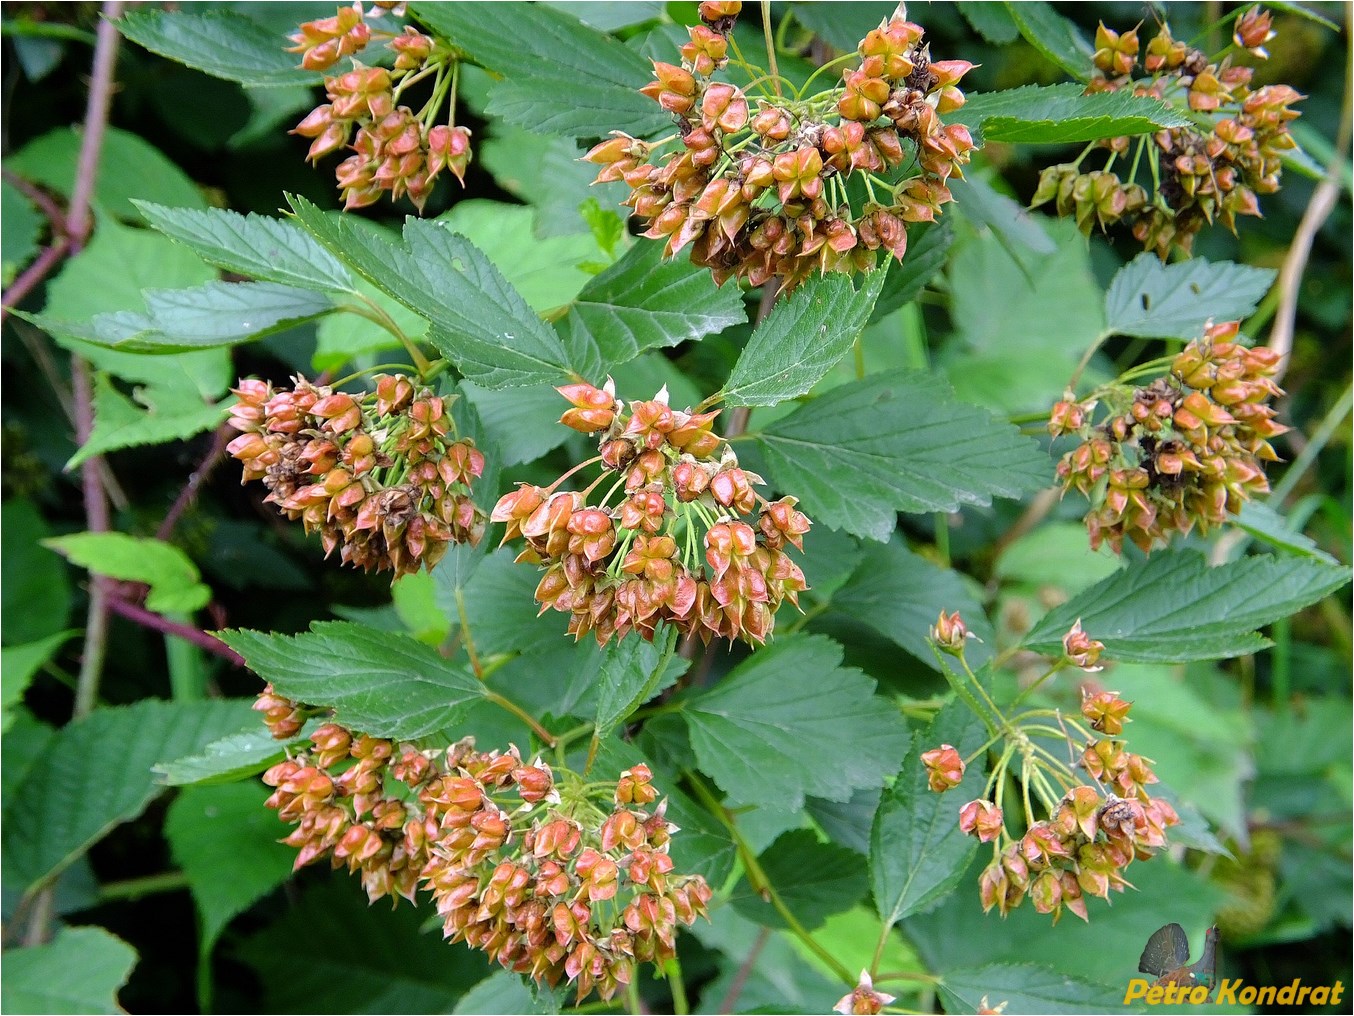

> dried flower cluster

[
  {"left": 257, "top": 695, "right": 711, "bottom": 1003},
  {"left": 492, "top": 381, "right": 810, "bottom": 646},
  {"left": 1032, "top": 7, "right": 1303, "bottom": 258},
  {"left": 288, "top": 3, "right": 471, "bottom": 209},
  {"left": 1052, "top": 323, "right": 1286, "bottom": 553},
  {"left": 227, "top": 374, "right": 486, "bottom": 576},
  {"left": 586, "top": 2, "right": 974, "bottom": 289},
  {"left": 925, "top": 690, "right": 1178, "bottom": 924}
]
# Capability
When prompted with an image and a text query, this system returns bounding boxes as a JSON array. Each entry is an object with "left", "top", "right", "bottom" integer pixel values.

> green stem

[
  {"left": 1068, "top": 329, "right": 1113, "bottom": 390},
  {"left": 796, "top": 50, "right": 858, "bottom": 100},
  {"left": 98, "top": 870, "right": 190, "bottom": 902},
  {"left": 760, "top": 0, "right": 782, "bottom": 98},
  {"left": 343, "top": 294, "right": 433, "bottom": 377},
  {"left": 1272, "top": 382, "right": 1352, "bottom": 505},
  {"left": 933, "top": 514, "right": 950, "bottom": 568},
  {"left": 686, "top": 771, "right": 855, "bottom": 986},
  {"left": 666, "top": 955, "right": 690, "bottom": 1016},
  {"left": 484, "top": 690, "right": 557, "bottom": 748}
]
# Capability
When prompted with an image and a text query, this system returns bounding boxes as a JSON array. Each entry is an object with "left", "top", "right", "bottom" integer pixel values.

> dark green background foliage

[{"left": 2, "top": 2, "right": 1350, "bottom": 1014}]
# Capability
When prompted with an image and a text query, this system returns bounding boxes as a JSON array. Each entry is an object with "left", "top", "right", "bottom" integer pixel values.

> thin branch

[
  {"left": 1, "top": 237, "right": 71, "bottom": 319},
  {"left": 718, "top": 925, "right": 770, "bottom": 1015},
  {"left": 157, "top": 424, "right": 232, "bottom": 541},
  {"left": 105, "top": 594, "right": 246, "bottom": 667},
  {"left": 1267, "top": 32, "right": 1352, "bottom": 383}
]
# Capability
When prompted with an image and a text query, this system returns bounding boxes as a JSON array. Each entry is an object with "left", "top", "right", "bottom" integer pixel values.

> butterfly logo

[{"left": 1138, "top": 923, "right": 1220, "bottom": 992}]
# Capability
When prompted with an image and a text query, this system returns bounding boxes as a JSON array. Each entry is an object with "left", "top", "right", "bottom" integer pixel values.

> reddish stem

[
  {"left": 157, "top": 424, "right": 232, "bottom": 541},
  {"left": 105, "top": 595, "right": 246, "bottom": 668}
]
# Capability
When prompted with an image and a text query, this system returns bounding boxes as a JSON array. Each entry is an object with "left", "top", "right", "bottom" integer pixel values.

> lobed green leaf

[
  {"left": 753, "top": 371, "right": 1051, "bottom": 541},
  {"left": 1004, "top": 1, "right": 1094, "bottom": 79},
  {"left": 134, "top": 201, "right": 356, "bottom": 293},
  {"left": 1, "top": 926, "right": 138, "bottom": 1015},
  {"left": 42, "top": 531, "right": 211, "bottom": 613},
  {"left": 723, "top": 270, "right": 886, "bottom": 407},
  {"left": 1024, "top": 550, "right": 1351, "bottom": 663},
  {"left": 682, "top": 633, "right": 910, "bottom": 812},
  {"left": 1, "top": 699, "right": 256, "bottom": 894},
  {"left": 116, "top": 9, "right": 322, "bottom": 88},
  {"left": 218, "top": 621, "right": 487, "bottom": 740},
  {"left": 956, "top": 84, "right": 1191, "bottom": 144},
  {"left": 871, "top": 702, "right": 987, "bottom": 927},
  {"left": 1104, "top": 254, "right": 1276, "bottom": 339}
]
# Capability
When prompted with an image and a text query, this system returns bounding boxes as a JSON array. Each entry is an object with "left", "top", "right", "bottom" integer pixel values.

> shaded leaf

[
  {"left": 940, "top": 963, "right": 1131, "bottom": 1014},
  {"left": 1004, "top": 2, "right": 1094, "bottom": 79},
  {"left": 731, "top": 829, "right": 868, "bottom": 930},
  {"left": 1, "top": 926, "right": 137, "bottom": 1015},
  {"left": 1, "top": 631, "right": 78, "bottom": 733},
  {"left": 218, "top": 621, "right": 487, "bottom": 740},
  {"left": 1, "top": 499, "right": 72, "bottom": 645},
  {"left": 1231, "top": 501, "right": 1339, "bottom": 563},
  {"left": 1024, "top": 551, "right": 1351, "bottom": 663},
  {"left": 134, "top": 201, "right": 356, "bottom": 292},
  {"left": 872, "top": 219, "right": 955, "bottom": 320},
  {"left": 117, "top": 8, "right": 322, "bottom": 88},
  {"left": 724, "top": 270, "right": 886, "bottom": 407},
  {"left": 827, "top": 537, "right": 995, "bottom": 669},
  {"left": 595, "top": 628, "right": 678, "bottom": 742},
  {"left": 753, "top": 371, "right": 1050, "bottom": 541},
  {"left": 959, "top": 3, "right": 1020, "bottom": 43},
  {"left": 8, "top": 126, "right": 206, "bottom": 221},
  {"left": 872, "top": 702, "right": 987, "bottom": 926},
  {"left": 70, "top": 372, "right": 227, "bottom": 469},
  {"left": 164, "top": 781, "right": 296, "bottom": 956},
  {"left": 43, "top": 531, "right": 211, "bottom": 613},
  {"left": 682, "top": 634, "right": 910, "bottom": 811},
  {"left": 562, "top": 241, "right": 746, "bottom": 369},
  {"left": 1, "top": 699, "right": 255, "bottom": 893}
]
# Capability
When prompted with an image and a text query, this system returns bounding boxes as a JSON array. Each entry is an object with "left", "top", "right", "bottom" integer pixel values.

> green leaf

[
  {"left": 410, "top": 2, "right": 668, "bottom": 138},
  {"left": 731, "top": 829, "right": 868, "bottom": 931},
  {"left": 116, "top": 8, "right": 322, "bottom": 88},
  {"left": 951, "top": 174, "right": 1056, "bottom": 256},
  {"left": 594, "top": 628, "right": 677, "bottom": 742},
  {"left": 827, "top": 538, "right": 995, "bottom": 670},
  {"left": 682, "top": 634, "right": 910, "bottom": 811},
  {"left": 288, "top": 196, "right": 580, "bottom": 389},
  {"left": 48, "top": 281, "right": 336, "bottom": 353},
  {"left": 1104, "top": 253, "right": 1276, "bottom": 339},
  {"left": 1024, "top": 551, "right": 1351, "bottom": 663},
  {"left": 956, "top": 84, "right": 1191, "bottom": 144},
  {"left": 218, "top": 621, "right": 487, "bottom": 740},
  {"left": 872, "top": 702, "right": 986, "bottom": 926},
  {"left": 165, "top": 781, "right": 296, "bottom": 957},
  {"left": 1, "top": 631, "right": 78, "bottom": 733},
  {"left": 43, "top": 533, "right": 211, "bottom": 612},
  {"left": 454, "top": 548, "right": 571, "bottom": 657},
  {"left": 155, "top": 720, "right": 320, "bottom": 786},
  {"left": 2, "top": 177, "right": 43, "bottom": 285},
  {"left": 1, "top": 698, "right": 255, "bottom": 893},
  {"left": 994, "top": 522, "right": 1121, "bottom": 595},
  {"left": 238, "top": 882, "right": 491, "bottom": 1012},
  {"left": 462, "top": 381, "right": 570, "bottom": 467},
  {"left": 69, "top": 372, "right": 227, "bottom": 469},
  {"left": 7, "top": 126, "right": 206, "bottom": 221},
  {"left": 958, "top": 3, "right": 1020, "bottom": 44},
  {"left": 753, "top": 371, "right": 1050, "bottom": 541},
  {"left": 1, "top": 926, "right": 137, "bottom": 1015},
  {"left": 1, "top": 499, "right": 72, "bottom": 645},
  {"left": 1004, "top": 1, "right": 1094, "bottom": 79},
  {"left": 437, "top": 200, "right": 597, "bottom": 313},
  {"left": 134, "top": 201, "right": 356, "bottom": 292},
  {"left": 791, "top": 2, "right": 896, "bottom": 51},
  {"left": 872, "top": 219, "right": 955, "bottom": 319},
  {"left": 452, "top": 972, "right": 550, "bottom": 1015},
  {"left": 940, "top": 963, "right": 1131, "bottom": 1014},
  {"left": 1231, "top": 501, "right": 1339, "bottom": 563},
  {"left": 723, "top": 270, "right": 886, "bottom": 407},
  {"left": 562, "top": 241, "right": 746, "bottom": 369},
  {"left": 43, "top": 531, "right": 211, "bottom": 613}
]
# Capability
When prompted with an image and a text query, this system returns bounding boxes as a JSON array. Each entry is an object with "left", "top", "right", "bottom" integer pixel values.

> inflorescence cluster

[
  {"left": 1032, "top": 7, "right": 1303, "bottom": 258},
  {"left": 288, "top": 2, "right": 472, "bottom": 209},
  {"left": 926, "top": 615, "right": 1179, "bottom": 924},
  {"left": 492, "top": 381, "right": 810, "bottom": 646},
  {"left": 227, "top": 374, "right": 487, "bottom": 576},
  {"left": 257, "top": 691, "right": 711, "bottom": 1004},
  {"left": 586, "top": 1, "right": 974, "bottom": 289},
  {"left": 1052, "top": 323, "right": 1286, "bottom": 553}
]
